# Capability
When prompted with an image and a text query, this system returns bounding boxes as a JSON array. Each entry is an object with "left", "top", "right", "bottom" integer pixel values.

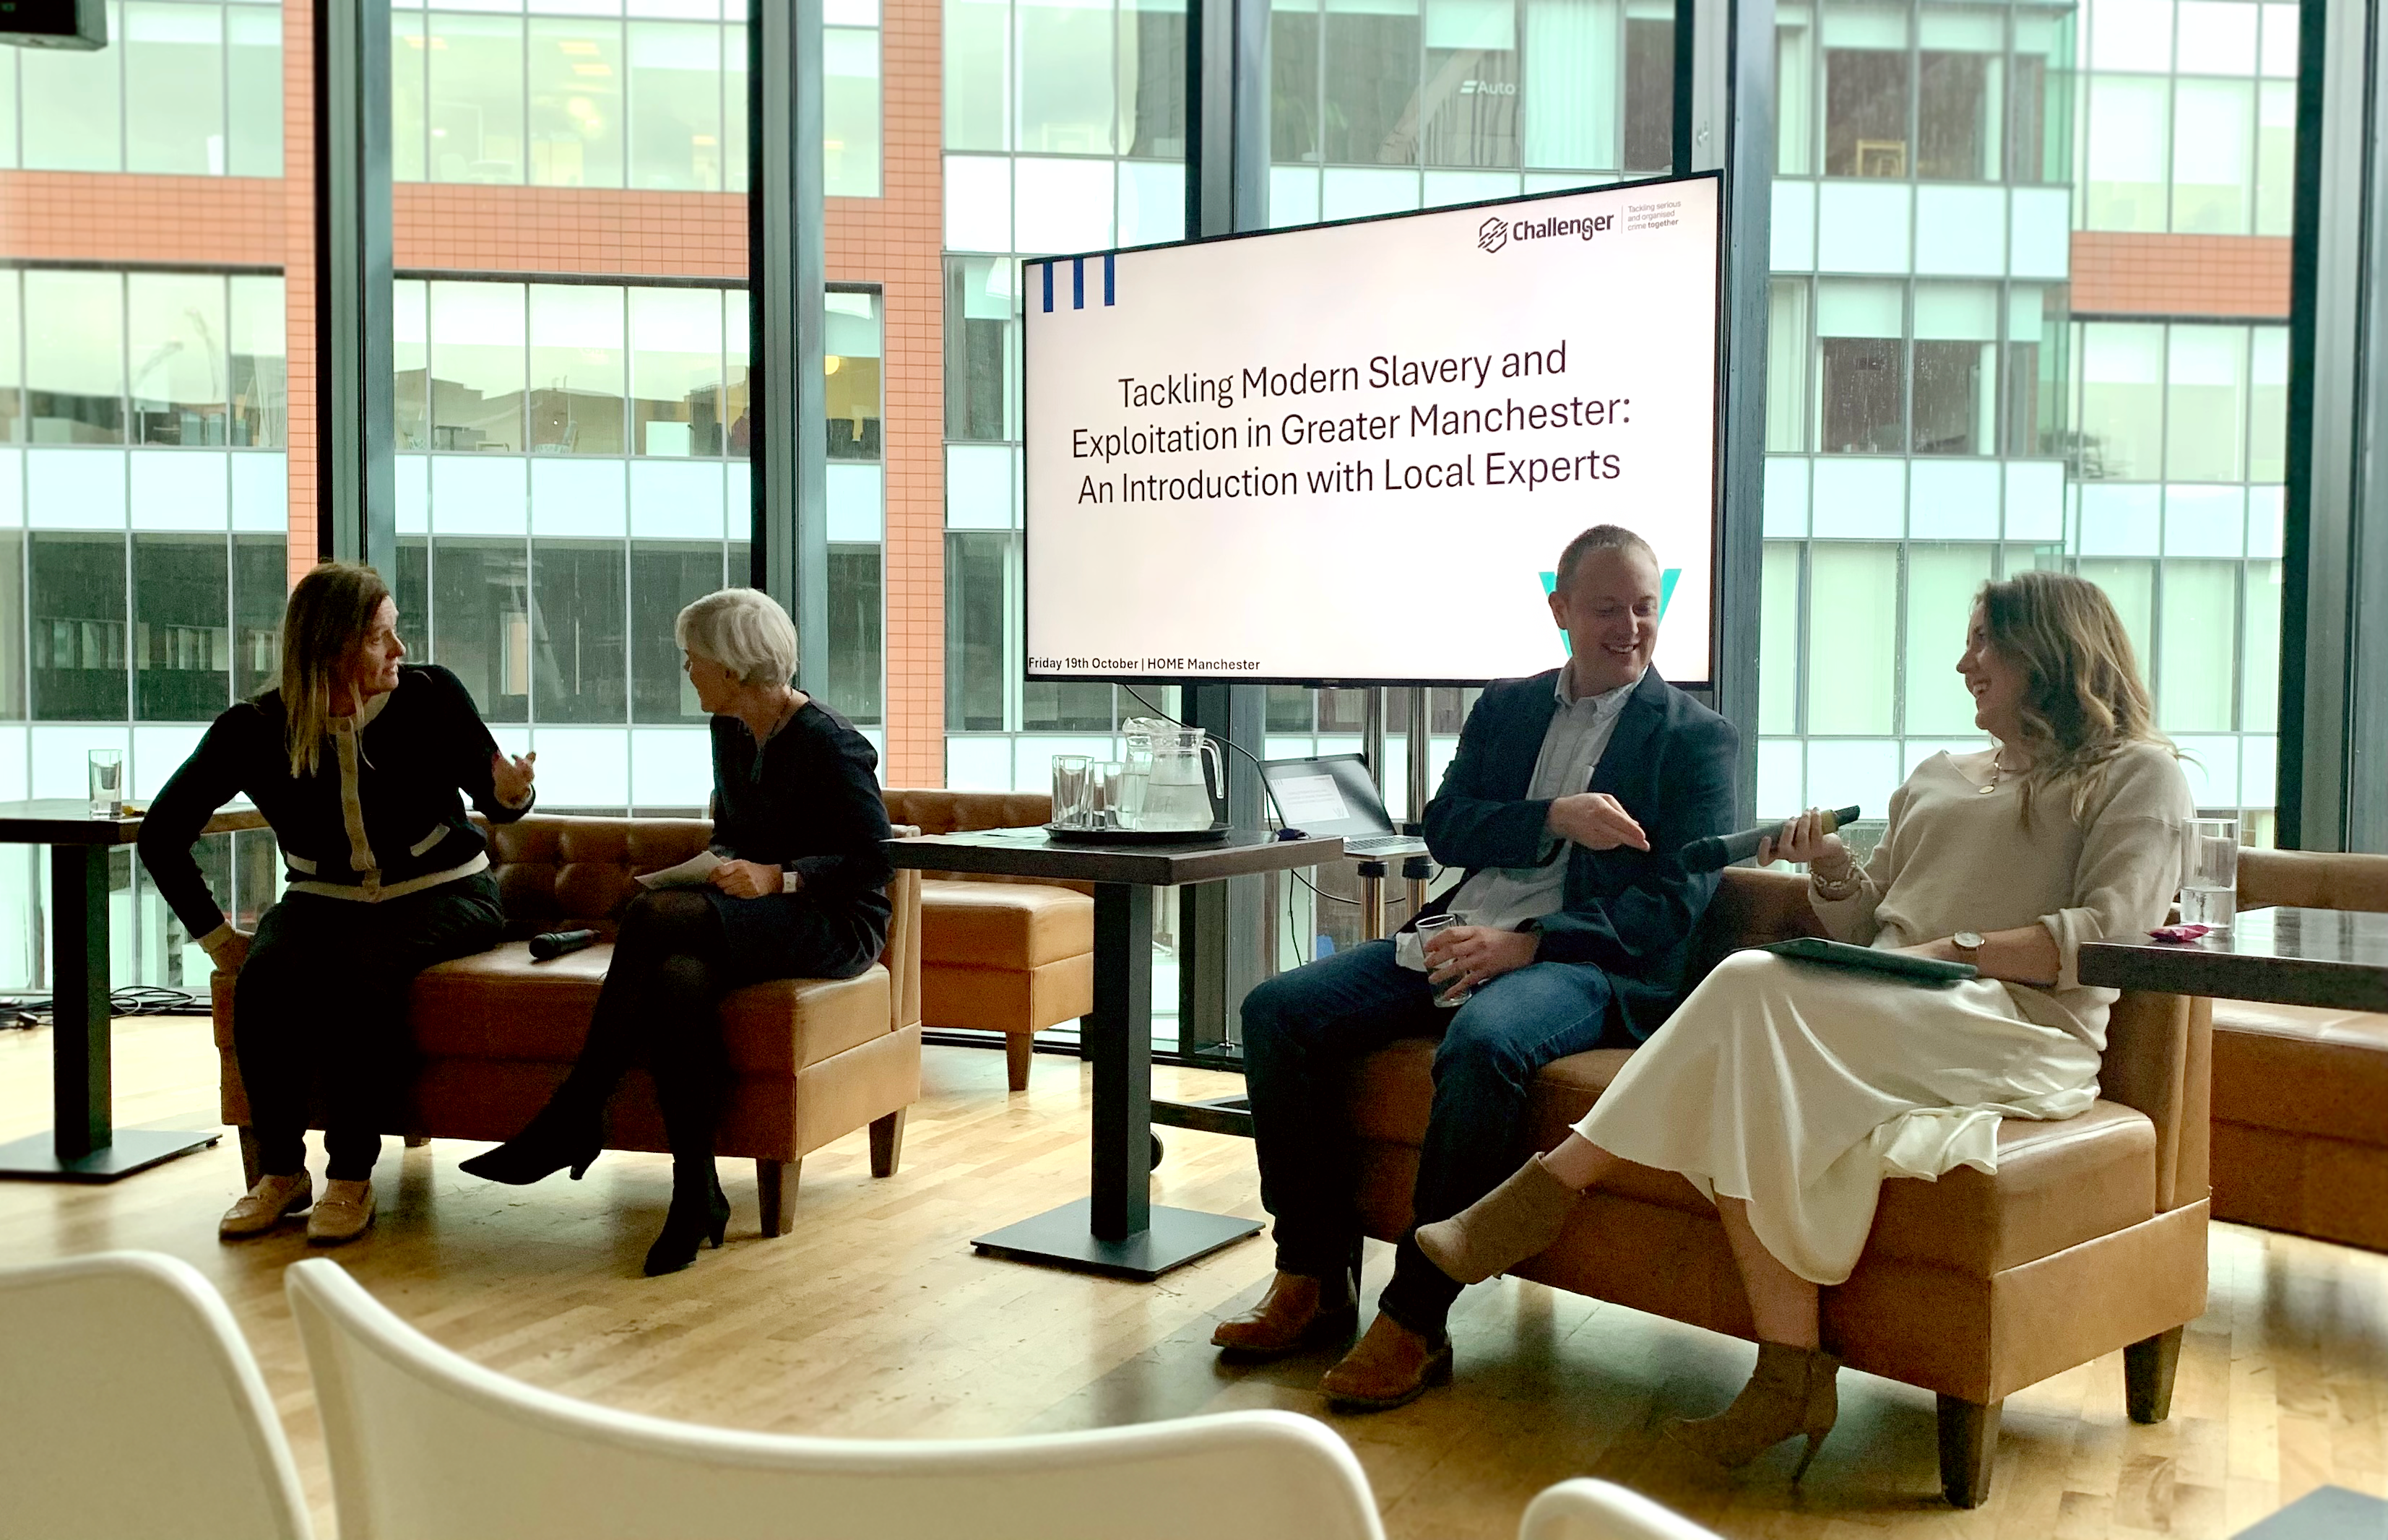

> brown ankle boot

[
  {"left": 1319, "top": 1312, "right": 1453, "bottom": 1411},
  {"left": 1413, "top": 1154, "right": 1580, "bottom": 1284},
  {"left": 1662, "top": 1342, "right": 1841, "bottom": 1479},
  {"left": 1212, "top": 1271, "right": 1357, "bottom": 1358}
]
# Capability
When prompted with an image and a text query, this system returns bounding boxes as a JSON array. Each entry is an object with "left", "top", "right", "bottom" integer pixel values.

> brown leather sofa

[
  {"left": 1342, "top": 866, "right": 2210, "bottom": 1507},
  {"left": 215, "top": 814, "right": 924, "bottom": 1236},
  {"left": 2208, "top": 848, "right": 2388, "bottom": 1250},
  {"left": 883, "top": 789, "right": 1093, "bottom": 1091}
]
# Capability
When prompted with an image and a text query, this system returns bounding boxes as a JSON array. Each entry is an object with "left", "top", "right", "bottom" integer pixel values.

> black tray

[{"left": 1043, "top": 822, "right": 1232, "bottom": 845}]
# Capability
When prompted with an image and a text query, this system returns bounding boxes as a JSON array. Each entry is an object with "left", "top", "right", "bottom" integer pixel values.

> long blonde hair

[
  {"left": 280, "top": 563, "right": 391, "bottom": 779},
  {"left": 1978, "top": 571, "right": 2174, "bottom": 824}
]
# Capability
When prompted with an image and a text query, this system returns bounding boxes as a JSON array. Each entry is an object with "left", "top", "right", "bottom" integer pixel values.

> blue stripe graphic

[
  {"left": 1041, "top": 262, "right": 1053, "bottom": 312},
  {"left": 1072, "top": 258, "right": 1085, "bottom": 309},
  {"left": 1103, "top": 253, "right": 1115, "bottom": 306}
]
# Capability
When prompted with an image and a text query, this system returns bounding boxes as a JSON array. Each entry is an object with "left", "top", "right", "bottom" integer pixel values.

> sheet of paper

[
  {"left": 1273, "top": 773, "right": 1352, "bottom": 828},
  {"left": 635, "top": 849, "right": 722, "bottom": 890}
]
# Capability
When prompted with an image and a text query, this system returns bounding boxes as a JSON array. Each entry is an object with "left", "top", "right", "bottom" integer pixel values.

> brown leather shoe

[
  {"left": 1211, "top": 1271, "right": 1358, "bottom": 1358},
  {"left": 1319, "top": 1311, "right": 1453, "bottom": 1411}
]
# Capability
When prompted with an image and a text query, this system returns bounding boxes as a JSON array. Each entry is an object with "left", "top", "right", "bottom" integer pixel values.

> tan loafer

[
  {"left": 306, "top": 1179, "right": 376, "bottom": 1245},
  {"left": 220, "top": 1172, "right": 313, "bottom": 1240},
  {"left": 1319, "top": 1312, "right": 1453, "bottom": 1412},
  {"left": 1212, "top": 1271, "right": 1359, "bottom": 1358}
]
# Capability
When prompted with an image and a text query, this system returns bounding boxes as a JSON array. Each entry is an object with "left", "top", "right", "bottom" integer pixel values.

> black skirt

[{"left": 700, "top": 886, "right": 888, "bottom": 990}]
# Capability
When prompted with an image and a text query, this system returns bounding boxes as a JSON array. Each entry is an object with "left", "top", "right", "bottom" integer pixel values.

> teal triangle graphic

[{"left": 1541, "top": 568, "right": 1679, "bottom": 656}]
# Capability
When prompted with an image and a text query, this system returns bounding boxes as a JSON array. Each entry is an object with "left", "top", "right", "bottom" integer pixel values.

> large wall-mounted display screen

[{"left": 1021, "top": 172, "right": 1723, "bottom": 687}]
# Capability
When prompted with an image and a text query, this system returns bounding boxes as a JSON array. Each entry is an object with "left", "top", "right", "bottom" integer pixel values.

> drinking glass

[
  {"left": 87, "top": 750, "right": 122, "bottom": 817},
  {"left": 2181, "top": 817, "right": 2240, "bottom": 933},
  {"left": 1413, "top": 910, "right": 1476, "bottom": 1008},
  {"left": 1113, "top": 753, "right": 1147, "bottom": 830},
  {"left": 1050, "top": 755, "right": 1093, "bottom": 829},
  {"left": 1091, "top": 761, "right": 1128, "bottom": 829}
]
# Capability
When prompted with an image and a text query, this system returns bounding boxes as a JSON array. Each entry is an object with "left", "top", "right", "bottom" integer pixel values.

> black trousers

[
  {"left": 538, "top": 886, "right": 880, "bottom": 1181},
  {"left": 233, "top": 873, "right": 506, "bottom": 1181},
  {"left": 1240, "top": 938, "right": 1617, "bottom": 1338}
]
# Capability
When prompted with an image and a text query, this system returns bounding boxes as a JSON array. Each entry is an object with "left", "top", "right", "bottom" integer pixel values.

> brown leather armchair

[
  {"left": 1341, "top": 867, "right": 2211, "bottom": 1507},
  {"left": 883, "top": 789, "right": 1093, "bottom": 1091},
  {"left": 214, "top": 814, "right": 924, "bottom": 1236},
  {"left": 2210, "top": 848, "right": 2388, "bottom": 1248}
]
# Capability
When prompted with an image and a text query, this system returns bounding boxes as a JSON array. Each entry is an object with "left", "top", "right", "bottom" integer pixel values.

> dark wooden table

[
  {"left": 0, "top": 800, "right": 267, "bottom": 1182},
  {"left": 886, "top": 826, "right": 1343, "bottom": 1280},
  {"left": 2078, "top": 905, "right": 2388, "bottom": 1012}
]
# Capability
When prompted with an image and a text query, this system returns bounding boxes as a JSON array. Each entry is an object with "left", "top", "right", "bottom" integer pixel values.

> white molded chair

[
  {"left": 1518, "top": 1479, "right": 1723, "bottom": 1540},
  {"left": 285, "top": 1257, "right": 1386, "bottom": 1540},
  {"left": 0, "top": 1251, "right": 313, "bottom": 1540}
]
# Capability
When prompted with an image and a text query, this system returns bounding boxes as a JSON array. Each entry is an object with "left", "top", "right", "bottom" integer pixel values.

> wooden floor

[{"left": 6, "top": 1014, "right": 2387, "bottom": 1540}]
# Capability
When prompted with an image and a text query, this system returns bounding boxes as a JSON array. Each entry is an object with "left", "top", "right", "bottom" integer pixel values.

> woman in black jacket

[
  {"left": 139, "top": 563, "right": 536, "bottom": 1246},
  {"left": 462, "top": 587, "right": 893, "bottom": 1276}
]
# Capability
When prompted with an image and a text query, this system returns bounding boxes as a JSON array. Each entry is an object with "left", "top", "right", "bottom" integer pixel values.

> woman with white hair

[{"left": 462, "top": 587, "right": 893, "bottom": 1275}]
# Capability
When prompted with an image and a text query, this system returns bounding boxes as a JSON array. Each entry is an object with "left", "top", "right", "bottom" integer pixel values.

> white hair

[{"left": 675, "top": 587, "right": 798, "bottom": 686}]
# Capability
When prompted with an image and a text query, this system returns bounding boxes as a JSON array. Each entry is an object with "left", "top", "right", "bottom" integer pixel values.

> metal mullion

[{"left": 220, "top": 2, "right": 231, "bottom": 176}]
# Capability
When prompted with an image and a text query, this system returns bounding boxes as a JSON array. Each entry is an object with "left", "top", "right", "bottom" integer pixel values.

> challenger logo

[{"left": 1477, "top": 217, "right": 1509, "bottom": 254}]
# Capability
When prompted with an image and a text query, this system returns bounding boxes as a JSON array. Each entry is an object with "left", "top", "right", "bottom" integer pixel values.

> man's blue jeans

[{"left": 1240, "top": 938, "right": 1616, "bottom": 1339}]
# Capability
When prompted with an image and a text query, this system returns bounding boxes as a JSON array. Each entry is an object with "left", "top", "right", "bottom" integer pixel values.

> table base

[
  {"left": 0, "top": 1127, "right": 221, "bottom": 1182},
  {"left": 1151, "top": 1094, "right": 1254, "bottom": 1139},
  {"left": 972, "top": 1199, "right": 1262, "bottom": 1281}
]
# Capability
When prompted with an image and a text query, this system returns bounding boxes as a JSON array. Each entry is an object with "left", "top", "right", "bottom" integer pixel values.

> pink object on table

[{"left": 2147, "top": 924, "right": 2214, "bottom": 944}]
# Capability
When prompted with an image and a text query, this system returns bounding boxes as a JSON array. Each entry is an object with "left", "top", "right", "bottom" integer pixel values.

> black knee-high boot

[
  {"left": 462, "top": 891, "right": 717, "bottom": 1186},
  {"left": 644, "top": 953, "right": 730, "bottom": 1276}
]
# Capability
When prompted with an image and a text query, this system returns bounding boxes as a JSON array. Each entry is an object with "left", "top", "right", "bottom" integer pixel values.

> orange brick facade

[
  {"left": 0, "top": 0, "right": 945, "bottom": 787},
  {"left": 2069, "top": 231, "right": 2294, "bottom": 320}
]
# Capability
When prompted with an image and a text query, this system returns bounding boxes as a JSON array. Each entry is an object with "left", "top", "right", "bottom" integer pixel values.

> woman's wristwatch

[{"left": 1952, "top": 930, "right": 1986, "bottom": 964}]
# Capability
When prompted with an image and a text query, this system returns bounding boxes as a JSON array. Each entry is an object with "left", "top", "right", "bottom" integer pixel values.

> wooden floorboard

[{"left": 5, "top": 1013, "right": 2387, "bottom": 1539}]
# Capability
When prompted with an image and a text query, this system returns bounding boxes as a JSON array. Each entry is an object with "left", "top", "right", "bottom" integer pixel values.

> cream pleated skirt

[{"left": 1575, "top": 950, "right": 2103, "bottom": 1285}]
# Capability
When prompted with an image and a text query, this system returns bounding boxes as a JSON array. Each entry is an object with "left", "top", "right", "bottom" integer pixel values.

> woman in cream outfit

[{"left": 1414, "top": 569, "right": 2194, "bottom": 1477}]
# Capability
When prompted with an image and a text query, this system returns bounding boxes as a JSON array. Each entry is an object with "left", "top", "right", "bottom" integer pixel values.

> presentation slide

[{"left": 1022, "top": 173, "right": 1721, "bottom": 688}]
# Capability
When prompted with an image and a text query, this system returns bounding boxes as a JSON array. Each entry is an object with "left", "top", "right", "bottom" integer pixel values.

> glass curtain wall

[
  {"left": 1760, "top": 0, "right": 2289, "bottom": 844},
  {"left": 1, "top": 0, "right": 284, "bottom": 176},
  {"left": 0, "top": 268, "right": 291, "bottom": 989},
  {"left": 393, "top": 275, "right": 885, "bottom": 815},
  {"left": 942, "top": 0, "right": 1187, "bottom": 792},
  {"left": 391, "top": 0, "right": 881, "bottom": 194}
]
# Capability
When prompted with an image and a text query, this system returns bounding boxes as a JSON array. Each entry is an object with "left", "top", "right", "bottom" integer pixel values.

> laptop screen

[{"left": 1260, "top": 754, "right": 1396, "bottom": 837}]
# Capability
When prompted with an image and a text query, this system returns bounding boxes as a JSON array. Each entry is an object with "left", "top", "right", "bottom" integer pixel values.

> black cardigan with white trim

[{"left": 137, "top": 663, "right": 533, "bottom": 941}]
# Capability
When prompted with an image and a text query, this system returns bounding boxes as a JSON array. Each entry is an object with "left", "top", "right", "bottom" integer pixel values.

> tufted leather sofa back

[
  {"left": 482, "top": 816, "right": 714, "bottom": 937},
  {"left": 882, "top": 789, "right": 1092, "bottom": 894},
  {"left": 884, "top": 788, "right": 1051, "bottom": 834}
]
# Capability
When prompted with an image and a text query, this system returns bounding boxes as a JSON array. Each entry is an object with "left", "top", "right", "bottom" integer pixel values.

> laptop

[{"left": 1260, "top": 754, "right": 1430, "bottom": 858}]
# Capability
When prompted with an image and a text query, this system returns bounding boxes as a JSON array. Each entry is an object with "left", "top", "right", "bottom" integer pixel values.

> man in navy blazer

[{"left": 1214, "top": 524, "right": 1739, "bottom": 1410}]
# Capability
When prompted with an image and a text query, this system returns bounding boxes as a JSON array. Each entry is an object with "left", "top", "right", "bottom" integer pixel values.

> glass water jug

[{"left": 1121, "top": 718, "right": 1222, "bottom": 831}]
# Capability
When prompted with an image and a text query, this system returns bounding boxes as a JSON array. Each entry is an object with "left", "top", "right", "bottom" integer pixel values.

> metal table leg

[
  {"left": 972, "top": 880, "right": 1261, "bottom": 1279},
  {"left": 0, "top": 844, "right": 220, "bottom": 1181}
]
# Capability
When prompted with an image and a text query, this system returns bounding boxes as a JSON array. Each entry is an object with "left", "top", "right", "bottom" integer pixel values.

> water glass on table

[
  {"left": 1050, "top": 755, "right": 1094, "bottom": 829},
  {"left": 87, "top": 749, "right": 122, "bottom": 817},
  {"left": 2181, "top": 817, "right": 2240, "bottom": 934},
  {"left": 1414, "top": 911, "right": 1476, "bottom": 1008},
  {"left": 1089, "top": 761, "right": 1128, "bottom": 829}
]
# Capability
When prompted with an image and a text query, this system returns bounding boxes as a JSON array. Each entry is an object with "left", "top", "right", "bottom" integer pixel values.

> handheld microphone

[
  {"left": 529, "top": 927, "right": 597, "bottom": 961},
  {"left": 1677, "top": 806, "right": 1861, "bottom": 873}
]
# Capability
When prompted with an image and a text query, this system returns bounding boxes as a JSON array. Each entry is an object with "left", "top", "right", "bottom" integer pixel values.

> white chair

[
  {"left": 0, "top": 1251, "right": 313, "bottom": 1540},
  {"left": 285, "top": 1256, "right": 1387, "bottom": 1540},
  {"left": 1518, "top": 1479, "right": 1723, "bottom": 1540}
]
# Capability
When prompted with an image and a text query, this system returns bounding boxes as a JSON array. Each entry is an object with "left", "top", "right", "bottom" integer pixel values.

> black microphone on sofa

[
  {"left": 529, "top": 927, "right": 597, "bottom": 961},
  {"left": 1677, "top": 806, "right": 1861, "bottom": 873}
]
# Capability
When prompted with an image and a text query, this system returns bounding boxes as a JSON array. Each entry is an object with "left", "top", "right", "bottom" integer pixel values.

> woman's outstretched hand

[
  {"left": 490, "top": 750, "right": 537, "bottom": 807},
  {"left": 1755, "top": 805, "right": 1853, "bottom": 879},
  {"left": 709, "top": 859, "right": 786, "bottom": 899}
]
